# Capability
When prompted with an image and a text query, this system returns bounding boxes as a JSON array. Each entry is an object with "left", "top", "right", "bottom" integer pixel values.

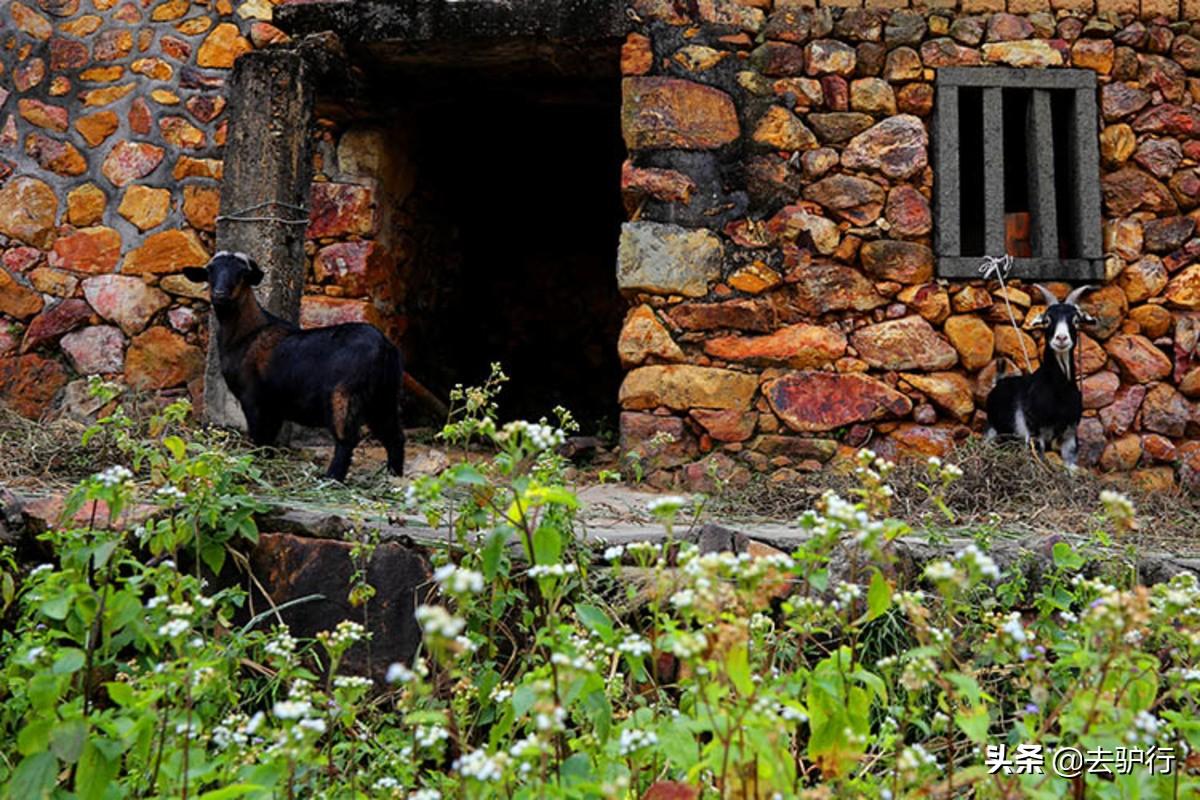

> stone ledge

[{"left": 276, "top": 0, "right": 630, "bottom": 45}]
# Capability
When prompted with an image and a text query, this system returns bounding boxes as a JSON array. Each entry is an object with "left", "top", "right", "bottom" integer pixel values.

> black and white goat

[{"left": 985, "top": 284, "right": 1096, "bottom": 467}]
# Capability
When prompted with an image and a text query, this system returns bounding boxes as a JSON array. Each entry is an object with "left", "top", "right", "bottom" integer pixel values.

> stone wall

[
  {"left": 0, "top": 0, "right": 293, "bottom": 419},
  {"left": 617, "top": 0, "right": 1200, "bottom": 492},
  {"left": 7, "top": 0, "right": 1200, "bottom": 494}
]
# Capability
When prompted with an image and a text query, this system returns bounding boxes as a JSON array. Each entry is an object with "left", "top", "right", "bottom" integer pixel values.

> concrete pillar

[{"left": 205, "top": 49, "right": 315, "bottom": 428}]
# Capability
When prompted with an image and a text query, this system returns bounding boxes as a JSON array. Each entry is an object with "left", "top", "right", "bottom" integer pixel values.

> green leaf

[
  {"left": 105, "top": 682, "right": 136, "bottom": 708},
  {"left": 481, "top": 527, "right": 509, "bottom": 581},
  {"left": 17, "top": 717, "right": 54, "bottom": 756},
  {"left": 531, "top": 524, "right": 562, "bottom": 567},
  {"left": 200, "top": 541, "right": 226, "bottom": 575},
  {"left": 7, "top": 752, "right": 58, "bottom": 799},
  {"left": 50, "top": 720, "right": 86, "bottom": 764},
  {"left": 866, "top": 568, "right": 891, "bottom": 621},
  {"left": 512, "top": 684, "right": 538, "bottom": 720},
  {"left": 809, "top": 568, "right": 829, "bottom": 593},
  {"left": 28, "top": 674, "right": 62, "bottom": 713},
  {"left": 76, "top": 739, "right": 118, "bottom": 800},
  {"left": 573, "top": 603, "right": 614, "bottom": 645},
  {"left": 162, "top": 435, "right": 187, "bottom": 461},
  {"left": 448, "top": 464, "right": 487, "bottom": 486},
  {"left": 52, "top": 648, "right": 86, "bottom": 675},
  {"left": 1052, "top": 542, "right": 1084, "bottom": 571},
  {"left": 955, "top": 704, "right": 991, "bottom": 744},
  {"left": 39, "top": 594, "right": 70, "bottom": 621},
  {"left": 944, "top": 672, "right": 984, "bottom": 706},
  {"left": 725, "top": 642, "right": 753, "bottom": 697},
  {"left": 581, "top": 687, "right": 612, "bottom": 743},
  {"left": 197, "top": 785, "right": 265, "bottom": 800}
]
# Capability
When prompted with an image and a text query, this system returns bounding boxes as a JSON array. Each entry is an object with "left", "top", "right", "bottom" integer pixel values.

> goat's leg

[
  {"left": 326, "top": 431, "right": 359, "bottom": 481},
  {"left": 325, "top": 385, "right": 363, "bottom": 481},
  {"left": 368, "top": 412, "right": 405, "bottom": 476},
  {"left": 244, "top": 402, "right": 282, "bottom": 447},
  {"left": 1061, "top": 428, "right": 1079, "bottom": 469}
]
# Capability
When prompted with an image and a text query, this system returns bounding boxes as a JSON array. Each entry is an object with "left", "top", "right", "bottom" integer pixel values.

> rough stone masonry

[
  {"left": 615, "top": 0, "right": 1200, "bottom": 494},
  {"left": 5, "top": 0, "right": 1200, "bottom": 495}
]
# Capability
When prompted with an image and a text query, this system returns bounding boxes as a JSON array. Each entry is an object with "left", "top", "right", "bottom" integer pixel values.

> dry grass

[
  {"left": 3, "top": 406, "right": 1198, "bottom": 555},
  {"left": 709, "top": 438, "right": 1200, "bottom": 556}
]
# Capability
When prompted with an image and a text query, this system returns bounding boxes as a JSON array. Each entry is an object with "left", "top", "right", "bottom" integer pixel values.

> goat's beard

[{"left": 1053, "top": 347, "right": 1073, "bottom": 381}]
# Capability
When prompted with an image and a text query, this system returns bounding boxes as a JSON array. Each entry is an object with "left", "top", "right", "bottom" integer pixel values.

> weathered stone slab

[
  {"left": 704, "top": 323, "right": 846, "bottom": 368},
  {"left": 622, "top": 77, "right": 740, "bottom": 150},
  {"left": 619, "top": 365, "right": 759, "bottom": 411},
  {"left": 850, "top": 316, "right": 959, "bottom": 371},
  {"left": 246, "top": 533, "right": 430, "bottom": 680},
  {"left": 766, "top": 371, "right": 912, "bottom": 432},
  {"left": 617, "top": 222, "right": 723, "bottom": 297}
]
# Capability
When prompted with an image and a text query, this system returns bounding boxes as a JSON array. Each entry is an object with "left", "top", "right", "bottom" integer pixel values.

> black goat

[
  {"left": 184, "top": 252, "right": 404, "bottom": 481},
  {"left": 985, "top": 284, "right": 1096, "bottom": 467}
]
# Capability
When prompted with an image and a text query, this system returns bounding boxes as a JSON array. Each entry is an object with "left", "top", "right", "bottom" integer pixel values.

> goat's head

[
  {"left": 1030, "top": 284, "right": 1097, "bottom": 355},
  {"left": 183, "top": 251, "right": 264, "bottom": 313}
]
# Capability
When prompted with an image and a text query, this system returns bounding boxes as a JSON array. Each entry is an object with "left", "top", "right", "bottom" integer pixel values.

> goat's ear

[
  {"left": 1029, "top": 312, "right": 1048, "bottom": 327},
  {"left": 1078, "top": 310, "right": 1098, "bottom": 326},
  {"left": 182, "top": 266, "right": 209, "bottom": 284},
  {"left": 246, "top": 259, "right": 265, "bottom": 286}
]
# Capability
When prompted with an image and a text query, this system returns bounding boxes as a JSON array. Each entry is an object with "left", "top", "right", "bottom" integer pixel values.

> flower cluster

[
  {"left": 434, "top": 563, "right": 485, "bottom": 595},
  {"left": 616, "top": 728, "right": 658, "bottom": 756},
  {"left": 95, "top": 465, "right": 133, "bottom": 488},
  {"left": 454, "top": 748, "right": 509, "bottom": 782},
  {"left": 527, "top": 563, "right": 578, "bottom": 579},
  {"left": 496, "top": 420, "right": 565, "bottom": 452},
  {"left": 415, "top": 605, "right": 466, "bottom": 640}
]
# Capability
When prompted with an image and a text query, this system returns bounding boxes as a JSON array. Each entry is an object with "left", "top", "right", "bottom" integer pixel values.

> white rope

[
  {"left": 978, "top": 254, "right": 1034, "bottom": 374},
  {"left": 216, "top": 200, "right": 310, "bottom": 227}
]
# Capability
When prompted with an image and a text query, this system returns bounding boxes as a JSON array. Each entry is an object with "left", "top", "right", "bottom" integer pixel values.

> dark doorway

[{"left": 396, "top": 78, "right": 627, "bottom": 433}]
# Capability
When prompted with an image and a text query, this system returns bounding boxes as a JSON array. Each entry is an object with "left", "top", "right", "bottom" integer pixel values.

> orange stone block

[{"left": 121, "top": 230, "right": 209, "bottom": 275}]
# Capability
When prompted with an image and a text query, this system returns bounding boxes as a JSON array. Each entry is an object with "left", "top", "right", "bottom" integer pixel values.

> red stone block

[
  {"left": 20, "top": 299, "right": 93, "bottom": 353},
  {"left": 306, "top": 182, "right": 378, "bottom": 239},
  {"left": 765, "top": 371, "right": 912, "bottom": 432},
  {"left": 621, "top": 77, "right": 741, "bottom": 151},
  {"left": 312, "top": 241, "right": 394, "bottom": 299},
  {"left": 50, "top": 37, "right": 88, "bottom": 70},
  {"left": 124, "top": 327, "right": 204, "bottom": 390},
  {"left": 300, "top": 295, "right": 385, "bottom": 330},
  {"left": 0, "top": 354, "right": 68, "bottom": 419}
]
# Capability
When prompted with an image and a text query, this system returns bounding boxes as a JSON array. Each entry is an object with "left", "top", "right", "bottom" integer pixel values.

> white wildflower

[
  {"left": 415, "top": 605, "right": 466, "bottom": 639},
  {"left": 158, "top": 618, "right": 190, "bottom": 638},
  {"left": 618, "top": 634, "right": 652, "bottom": 657},
  {"left": 527, "top": 563, "right": 578, "bottom": 579},
  {"left": 272, "top": 700, "right": 312, "bottom": 720},
  {"left": 434, "top": 564, "right": 485, "bottom": 594},
  {"left": 386, "top": 662, "right": 417, "bottom": 684},
  {"left": 617, "top": 728, "right": 658, "bottom": 756},
  {"left": 454, "top": 748, "right": 508, "bottom": 782}
]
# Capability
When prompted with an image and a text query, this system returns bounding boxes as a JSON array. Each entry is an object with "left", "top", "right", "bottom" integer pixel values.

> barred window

[{"left": 934, "top": 67, "right": 1103, "bottom": 281}]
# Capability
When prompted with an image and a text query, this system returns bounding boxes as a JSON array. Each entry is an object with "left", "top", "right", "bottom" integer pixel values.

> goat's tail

[{"left": 402, "top": 372, "right": 450, "bottom": 421}]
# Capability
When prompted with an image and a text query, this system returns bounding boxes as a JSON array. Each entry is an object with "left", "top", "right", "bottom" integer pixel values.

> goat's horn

[
  {"left": 1033, "top": 284, "right": 1060, "bottom": 307},
  {"left": 1064, "top": 284, "right": 1095, "bottom": 307}
]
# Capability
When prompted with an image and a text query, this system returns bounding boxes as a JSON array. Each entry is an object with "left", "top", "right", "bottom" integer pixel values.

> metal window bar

[{"left": 934, "top": 67, "right": 1103, "bottom": 281}]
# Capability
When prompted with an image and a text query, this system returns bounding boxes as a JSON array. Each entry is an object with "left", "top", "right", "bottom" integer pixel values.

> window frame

[{"left": 933, "top": 67, "right": 1104, "bottom": 281}]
